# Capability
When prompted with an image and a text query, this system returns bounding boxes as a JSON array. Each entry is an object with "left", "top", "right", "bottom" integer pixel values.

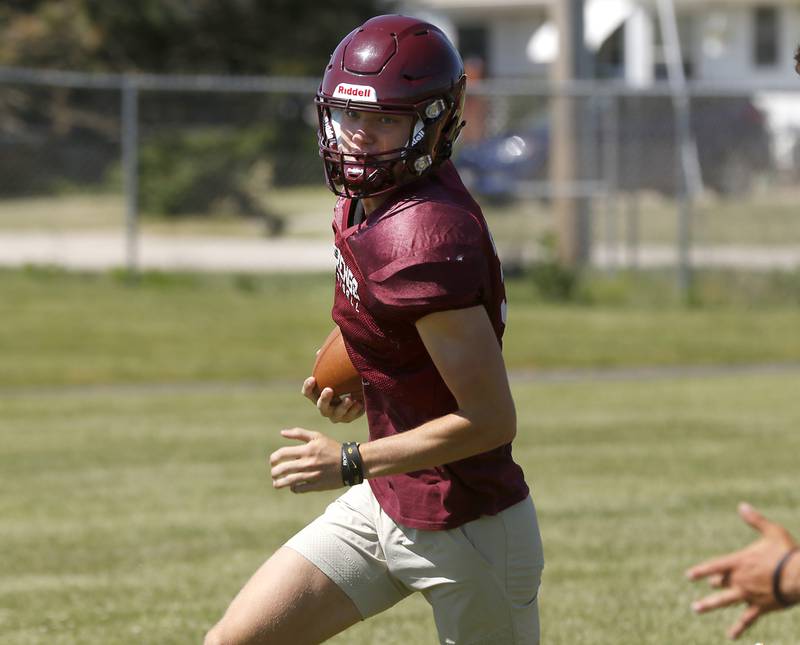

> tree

[
  {"left": 0, "top": 0, "right": 394, "bottom": 75},
  {"left": 0, "top": 1, "right": 394, "bottom": 223}
]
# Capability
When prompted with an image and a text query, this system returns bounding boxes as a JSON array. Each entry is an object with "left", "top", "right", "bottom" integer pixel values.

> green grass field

[
  {"left": 2, "top": 269, "right": 800, "bottom": 387},
  {"left": 2, "top": 270, "right": 800, "bottom": 644}
]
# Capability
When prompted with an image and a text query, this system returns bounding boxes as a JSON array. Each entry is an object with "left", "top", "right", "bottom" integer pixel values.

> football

[{"left": 312, "top": 326, "right": 364, "bottom": 401}]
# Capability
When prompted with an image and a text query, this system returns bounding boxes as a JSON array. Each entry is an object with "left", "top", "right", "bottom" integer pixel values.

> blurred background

[
  {"left": 2, "top": 2, "right": 800, "bottom": 644},
  {"left": 1, "top": 0, "right": 798, "bottom": 291}
]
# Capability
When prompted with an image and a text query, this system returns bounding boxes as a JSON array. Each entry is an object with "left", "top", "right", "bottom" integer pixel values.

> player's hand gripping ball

[{"left": 312, "top": 326, "right": 364, "bottom": 402}]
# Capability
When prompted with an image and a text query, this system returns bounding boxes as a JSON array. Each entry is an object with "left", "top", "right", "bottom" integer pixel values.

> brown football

[{"left": 312, "top": 326, "right": 363, "bottom": 401}]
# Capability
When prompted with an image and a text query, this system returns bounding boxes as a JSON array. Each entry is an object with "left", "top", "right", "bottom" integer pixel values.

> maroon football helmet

[{"left": 316, "top": 14, "right": 466, "bottom": 198}]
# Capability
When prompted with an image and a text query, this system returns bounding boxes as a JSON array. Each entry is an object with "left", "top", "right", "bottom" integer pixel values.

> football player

[{"left": 205, "top": 15, "right": 543, "bottom": 645}]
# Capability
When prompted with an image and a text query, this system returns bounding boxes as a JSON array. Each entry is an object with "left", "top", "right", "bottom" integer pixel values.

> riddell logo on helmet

[{"left": 333, "top": 83, "right": 377, "bottom": 102}]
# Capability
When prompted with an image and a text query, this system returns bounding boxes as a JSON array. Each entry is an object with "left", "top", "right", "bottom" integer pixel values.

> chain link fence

[{"left": 1, "top": 66, "right": 799, "bottom": 278}]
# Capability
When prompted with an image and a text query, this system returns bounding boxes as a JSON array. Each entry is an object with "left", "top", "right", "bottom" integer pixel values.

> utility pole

[
  {"left": 656, "top": 0, "right": 701, "bottom": 300},
  {"left": 551, "top": 0, "right": 591, "bottom": 268}
]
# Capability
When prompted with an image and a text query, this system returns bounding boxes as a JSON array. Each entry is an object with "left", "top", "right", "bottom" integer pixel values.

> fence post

[
  {"left": 602, "top": 93, "right": 620, "bottom": 272},
  {"left": 121, "top": 75, "right": 139, "bottom": 275}
]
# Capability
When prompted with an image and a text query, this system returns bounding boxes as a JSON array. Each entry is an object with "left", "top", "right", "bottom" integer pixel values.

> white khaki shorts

[{"left": 285, "top": 483, "right": 544, "bottom": 645}]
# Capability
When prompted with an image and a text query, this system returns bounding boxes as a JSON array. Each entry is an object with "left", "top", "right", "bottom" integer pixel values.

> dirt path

[{"left": 1, "top": 231, "right": 799, "bottom": 272}]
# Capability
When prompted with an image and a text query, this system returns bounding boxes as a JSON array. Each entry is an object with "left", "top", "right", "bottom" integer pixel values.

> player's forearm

[{"left": 358, "top": 407, "right": 515, "bottom": 479}]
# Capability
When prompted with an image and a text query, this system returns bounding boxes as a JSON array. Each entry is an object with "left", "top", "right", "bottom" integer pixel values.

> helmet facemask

[{"left": 316, "top": 91, "right": 462, "bottom": 199}]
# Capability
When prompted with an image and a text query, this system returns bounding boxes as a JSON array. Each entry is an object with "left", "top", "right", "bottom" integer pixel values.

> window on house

[
  {"left": 596, "top": 24, "right": 625, "bottom": 78},
  {"left": 457, "top": 25, "right": 489, "bottom": 73},
  {"left": 754, "top": 7, "right": 778, "bottom": 66}
]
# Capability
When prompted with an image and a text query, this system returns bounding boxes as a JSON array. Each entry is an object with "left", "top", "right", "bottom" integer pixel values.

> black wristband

[
  {"left": 772, "top": 547, "right": 799, "bottom": 607},
  {"left": 341, "top": 442, "right": 364, "bottom": 487}
]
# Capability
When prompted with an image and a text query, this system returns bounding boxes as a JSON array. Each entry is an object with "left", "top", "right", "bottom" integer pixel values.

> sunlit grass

[
  {"left": 1, "top": 265, "right": 800, "bottom": 643},
  {"left": 2, "top": 269, "right": 800, "bottom": 388},
  {"left": 2, "top": 374, "right": 799, "bottom": 644}
]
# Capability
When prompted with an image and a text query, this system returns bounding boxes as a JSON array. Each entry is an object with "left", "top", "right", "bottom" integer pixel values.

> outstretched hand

[
  {"left": 686, "top": 502, "right": 799, "bottom": 640},
  {"left": 302, "top": 376, "right": 364, "bottom": 424},
  {"left": 269, "top": 428, "right": 343, "bottom": 494}
]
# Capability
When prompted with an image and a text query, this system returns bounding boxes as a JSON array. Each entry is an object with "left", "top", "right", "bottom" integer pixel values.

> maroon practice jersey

[{"left": 331, "top": 161, "right": 529, "bottom": 530}]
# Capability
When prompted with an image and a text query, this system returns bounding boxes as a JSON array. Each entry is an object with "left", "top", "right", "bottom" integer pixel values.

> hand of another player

[
  {"left": 269, "top": 428, "right": 344, "bottom": 493},
  {"left": 686, "top": 502, "right": 800, "bottom": 640},
  {"left": 302, "top": 376, "right": 364, "bottom": 424}
]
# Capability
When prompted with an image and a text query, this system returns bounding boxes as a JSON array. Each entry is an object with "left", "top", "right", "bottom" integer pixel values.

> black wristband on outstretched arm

[
  {"left": 772, "top": 547, "right": 799, "bottom": 607},
  {"left": 341, "top": 442, "right": 364, "bottom": 486}
]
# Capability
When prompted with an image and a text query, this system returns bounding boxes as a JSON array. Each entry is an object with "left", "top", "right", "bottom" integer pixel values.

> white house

[
  {"left": 401, "top": 0, "right": 800, "bottom": 84},
  {"left": 402, "top": 0, "right": 800, "bottom": 167}
]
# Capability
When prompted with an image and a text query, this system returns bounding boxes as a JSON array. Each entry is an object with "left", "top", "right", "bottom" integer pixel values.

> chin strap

[{"left": 365, "top": 165, "right": 390, "bottom": 190}]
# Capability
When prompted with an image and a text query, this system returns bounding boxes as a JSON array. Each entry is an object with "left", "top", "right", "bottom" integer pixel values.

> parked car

[
  {"left": 455, "top": 95, "right": 771, "bottom": 201},
  {"left": 456, "top": 119, "right": 550, "bottom": 203}
]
